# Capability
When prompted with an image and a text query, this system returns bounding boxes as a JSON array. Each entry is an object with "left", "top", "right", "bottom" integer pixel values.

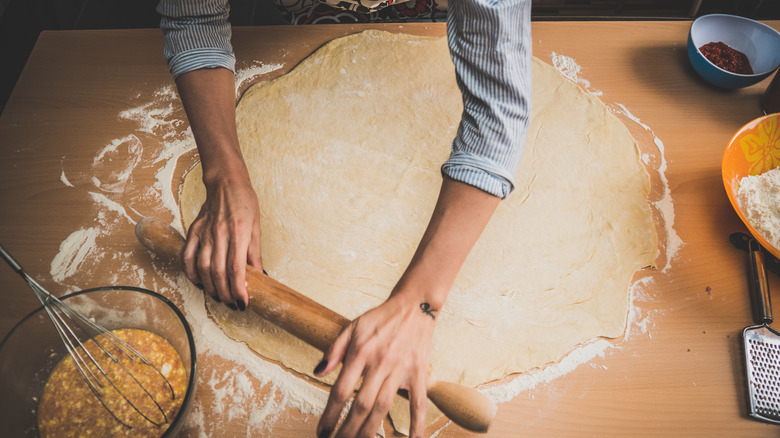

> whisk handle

[{"left": 0, "top": 244, "right": 25, "bottom": 275}]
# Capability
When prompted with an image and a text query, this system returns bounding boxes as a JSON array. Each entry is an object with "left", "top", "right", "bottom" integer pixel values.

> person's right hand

[{"left": 181, "top": 173, "right": 262, "bottom": 310}]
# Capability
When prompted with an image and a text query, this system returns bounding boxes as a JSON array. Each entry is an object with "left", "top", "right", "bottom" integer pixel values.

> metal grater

[{"left": 743, "top": 238, "right": 780, "bottom": 424}]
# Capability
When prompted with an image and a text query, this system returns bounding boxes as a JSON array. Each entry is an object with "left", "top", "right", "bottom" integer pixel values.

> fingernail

[
  {"left": 226, "top": 302, "right": 238, "bottom": 311},
  {"left": 195, "top": 282, "right": 204, "bottom": 290},
  {"left": 318, "top": 429, "right": 331, "bottom": 438},
  {"left": 236, "top": 300, "right": 246, "bottom": 311},
  {"left": 313, "top": 359, "right": 327, "bottom": 375}
]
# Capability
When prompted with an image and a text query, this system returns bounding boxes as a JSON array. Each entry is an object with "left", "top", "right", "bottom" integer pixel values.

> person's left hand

[{"left": 314, "top": 291, "right": 436, "bottom": 438}]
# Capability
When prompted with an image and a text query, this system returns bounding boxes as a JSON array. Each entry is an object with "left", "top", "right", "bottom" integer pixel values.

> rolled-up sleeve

[
  {"left": 443, "top": 0, "right": 532, "bottom": 199},
  {"left": 157, "top": 0, "right": 235, "bottom": 79}
]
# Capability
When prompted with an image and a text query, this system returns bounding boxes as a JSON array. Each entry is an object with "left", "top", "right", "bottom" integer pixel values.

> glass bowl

[{"left": 0, "top": 286, "right": 197, "bottom": 437}]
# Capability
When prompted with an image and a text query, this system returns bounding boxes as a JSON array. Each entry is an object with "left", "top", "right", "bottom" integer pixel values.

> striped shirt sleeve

[
  {"left": 443, "top": 0, "right": 532, "bottom": 199},
  {"left": 156, "top": 0, "right": 235, "bottom": 79}
]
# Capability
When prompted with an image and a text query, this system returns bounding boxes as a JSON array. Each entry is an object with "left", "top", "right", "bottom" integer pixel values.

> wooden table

[{"left": 1, "top": 21, "right": 779, "bottom": 437}]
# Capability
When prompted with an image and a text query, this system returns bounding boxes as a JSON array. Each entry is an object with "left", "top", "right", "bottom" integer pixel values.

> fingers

[
  {"left": 314, "top": 324, "right": 352, "bottom": 378},
  {"left": 209, "top": 221, "right": 232, "bottom": 304},
  {"left": 227, "top": 235, "right": 249, "bottom": 308},
  {"left": 407, "top": 378, "right": 428, "bottom": 438},
  {"left": 247, "top": 216, "right": 263, "bottom": 271},
  {"left": 183, "top": 212, "right": 259, "bottom": 310},
  {"left": 339, "top": 371, "right": 401, "bottom": 438},
  {"left": 181, "top": 222, "right": 202, "bottom": 288},
  {"left": 316, "top": 327, "right": 356, "bottom": 437},
  {"left": 321, "top": 367, "right": 427, "bottom": 438},
  {"left": 318, "top": 367, "right": 364, "bottom": 438}
]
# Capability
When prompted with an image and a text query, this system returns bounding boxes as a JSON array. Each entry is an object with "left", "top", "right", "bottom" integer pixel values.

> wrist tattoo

[{"left": 420, "top": 302, "right": 437, "bottom": 320}]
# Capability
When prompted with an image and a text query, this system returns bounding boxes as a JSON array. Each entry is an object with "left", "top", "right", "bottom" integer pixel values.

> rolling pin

[{"left": 135, "top": 217, "right": 497, "bottom": 433}]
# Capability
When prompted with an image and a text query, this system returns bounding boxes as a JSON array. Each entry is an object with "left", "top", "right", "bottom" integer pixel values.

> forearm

[
  {"left": 392, "top": 177, "right": 500, "bottom": 311},
  {"left": 175, "top": 68, "right": 250, "bottom": 185},
  {"left": 174, "top": 67, "right": 262, "bottom": 307}
]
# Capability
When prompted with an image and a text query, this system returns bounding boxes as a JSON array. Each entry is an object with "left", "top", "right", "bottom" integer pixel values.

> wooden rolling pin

[{"left": 135, "top": 217, "right": 497, "bottom": 433}]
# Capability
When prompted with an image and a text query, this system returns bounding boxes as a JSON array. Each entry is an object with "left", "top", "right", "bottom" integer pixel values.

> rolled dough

[{"left": 180, "top": 30, "right": 657, "bottom": 432}]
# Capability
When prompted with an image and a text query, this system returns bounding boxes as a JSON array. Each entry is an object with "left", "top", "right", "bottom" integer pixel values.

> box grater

[{"left": 743, "top": 238, "right": 780, "bottom": 425}]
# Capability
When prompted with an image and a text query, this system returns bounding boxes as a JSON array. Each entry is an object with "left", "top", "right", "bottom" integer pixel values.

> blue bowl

[{"left": 688, "top": 14, "right": 780, "bottom": 89}]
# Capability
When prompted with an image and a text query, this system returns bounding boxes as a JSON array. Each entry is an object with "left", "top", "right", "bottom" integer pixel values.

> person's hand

[
  {"left": 314, "top": 291, "right": 436, "bottom": 438},
  {"left": 182, "top": 174, "right": 262, "bottom": 310}
]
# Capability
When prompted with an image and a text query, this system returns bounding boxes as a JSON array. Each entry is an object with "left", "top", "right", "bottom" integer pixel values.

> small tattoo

[{"left": 420, "top": 302, "right": 437, "bottom": 320}]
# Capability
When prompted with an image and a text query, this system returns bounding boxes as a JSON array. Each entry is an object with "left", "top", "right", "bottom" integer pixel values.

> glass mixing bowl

[{"left": 0, "top": 286, "right": 197, "bottom": 437}]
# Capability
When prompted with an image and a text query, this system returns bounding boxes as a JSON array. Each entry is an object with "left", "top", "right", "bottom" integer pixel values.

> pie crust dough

[{"left": 180, "top": 30, "right": 657, "bottom": 432}]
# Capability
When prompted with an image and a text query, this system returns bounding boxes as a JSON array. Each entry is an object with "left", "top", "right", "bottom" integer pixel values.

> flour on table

[
  {"left": 612, "top": 103, "right": 682, "bottom": 273},
  {"left": 50, "top": 227, "right": 101, "bottom": 283},
  {"left": 235, "top": 61, "right": 284, "bottom": 97},
  {"left": 60, "top": 170, "right": 74, "bottom": 187},
  {"left": 551, "top": 51, "right": 597, "bottom": 93}
]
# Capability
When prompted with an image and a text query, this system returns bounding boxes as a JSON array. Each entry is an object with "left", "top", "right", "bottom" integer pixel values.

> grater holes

[{"left": 748, "top": 336, "right": 780, "bottom": 417}]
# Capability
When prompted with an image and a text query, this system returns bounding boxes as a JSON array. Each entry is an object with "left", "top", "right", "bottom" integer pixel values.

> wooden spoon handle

[{"left": 135, "top": 217, "right": 497, "bottom": 432}]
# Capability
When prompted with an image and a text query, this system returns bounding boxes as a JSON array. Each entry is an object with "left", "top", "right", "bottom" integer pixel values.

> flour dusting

[
  {"left": 482, "top": 339, "right": 611, "bottom": 403},
  {"left": 235, "top": 61, "right": 284, "bottom": 97},
  {"left": 120, "top": 99, "right": 181, "bottom": 139},
  {"left": 91, "top": 135, "right": 144, "bottom": 193},
  {"left": 614, "top": 103, "right": 682, "bottom": 272},
  {"left": 153, "top": 136, "right": 196, "bottom": 234},
  {"left": 60, "top": 171, "right": 74, "bottom": 187},
  {"left": 551, "top": 51, "right": 598, "bottom": 93},
  {"left": 88, "top": 192, "right": 137, "bottom": 225},
  {"left": 50, "top": 227, "right": 101, "bottom": 283}
]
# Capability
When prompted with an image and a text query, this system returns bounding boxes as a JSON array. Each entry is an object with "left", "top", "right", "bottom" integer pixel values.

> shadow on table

[{"left": 627, "top": 44, "right": 767, "bottom": 129}]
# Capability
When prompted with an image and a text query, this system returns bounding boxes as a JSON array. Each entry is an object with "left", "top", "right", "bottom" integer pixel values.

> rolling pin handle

[{"left": 427, "top": 376, "right": 497, "bottom": 433}]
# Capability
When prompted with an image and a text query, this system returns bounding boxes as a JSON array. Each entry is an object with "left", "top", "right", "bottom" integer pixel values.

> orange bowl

[{"left": 722, "top": 113, "right": 780, "bottom": 259}]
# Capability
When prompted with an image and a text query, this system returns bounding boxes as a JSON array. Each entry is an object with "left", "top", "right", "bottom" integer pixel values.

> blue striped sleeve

[
  {"left": 443, "top": 0, "right": 532, "bottom": 199},
  {"left": 157, "top": 0, "right": 235, "bottom": 79}
]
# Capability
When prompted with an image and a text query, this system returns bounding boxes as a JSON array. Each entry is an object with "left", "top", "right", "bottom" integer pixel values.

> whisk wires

[{"left": 0, "top": 244, "right": 176, "bottom": 429}]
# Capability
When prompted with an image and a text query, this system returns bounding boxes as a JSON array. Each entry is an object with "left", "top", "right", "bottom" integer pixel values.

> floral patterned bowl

[{"left": 722, "top": 113, "right": 780, "bottom": 258}]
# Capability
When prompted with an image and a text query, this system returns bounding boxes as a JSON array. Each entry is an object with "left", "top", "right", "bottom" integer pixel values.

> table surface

[{"left": 1, "top": 21, "right": 779, "bottom": 437}]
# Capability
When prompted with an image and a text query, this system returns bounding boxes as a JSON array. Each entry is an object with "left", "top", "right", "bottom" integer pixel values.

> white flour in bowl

[{"left": 738, "top": 167, "right": 780, "bottom": 249}]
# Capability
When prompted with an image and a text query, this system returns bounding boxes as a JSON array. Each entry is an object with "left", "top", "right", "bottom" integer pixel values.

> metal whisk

[{"left": 0, "top": 244, "right": 175, "bottom": 429}]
